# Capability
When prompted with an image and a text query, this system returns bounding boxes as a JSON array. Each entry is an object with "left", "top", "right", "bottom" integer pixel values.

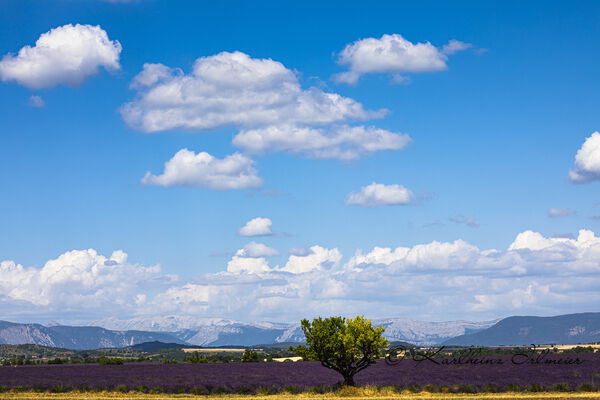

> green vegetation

[
  {"left": 291, "top": 316, "right": 388, "bottom": 386},
  {"left": 0, "top": 342, "right": 298, "bottom": 365}
]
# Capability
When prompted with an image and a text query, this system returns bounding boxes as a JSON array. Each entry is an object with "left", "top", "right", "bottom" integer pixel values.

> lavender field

[{"left": 1, "top": 354, "right": 600, "bottom": 393}]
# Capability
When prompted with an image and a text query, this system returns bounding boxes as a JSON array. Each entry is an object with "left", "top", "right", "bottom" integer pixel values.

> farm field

[
  {"left": 2, "top": 392, "right": 600, "bottom": 400},
  {"left": 0, "top": 353, "right": 599, "bottom": 394}
]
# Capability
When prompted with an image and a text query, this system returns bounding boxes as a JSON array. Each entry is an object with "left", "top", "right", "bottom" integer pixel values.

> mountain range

[
  {"left": 0, "top": 312, "right": 598, "bottom": 350},
  {"left": 444, "top": 312, "right": 600, "bottom": 346}
]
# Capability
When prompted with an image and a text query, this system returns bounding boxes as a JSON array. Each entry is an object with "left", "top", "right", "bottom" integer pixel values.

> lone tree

[{"left": 292, "top": 316, "right": 388, "bottom": 386}]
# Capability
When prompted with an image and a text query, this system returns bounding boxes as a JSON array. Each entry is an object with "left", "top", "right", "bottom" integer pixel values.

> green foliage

[
  {"left": 423, "top": 384, "right": 439, "bottom": 393},
  {"left": 577, "top": 383, "right": 597, "bottom": 392},
  {"left": 457, "top": 384, "right": 476, "bottom": 393},
  {"left": 292, "top": 315, "right": 388, "bottom": 386},
  {"left": 255, "top": 386, "right": 278, "bottom": 395},
  {"left": 528, "top": 383, "right": 545, "bottom": 392},
  {"left": 282, "top": 385, "right": 302, "bottom": 394},
  {"left": 504, "top": 383, "right": 521, "bottom": 392},
  {"left": 482, "top": 384, "right": 498, "bottom": 393},
  {"left": 241, "top": 349, "right": 260, "bottom": 362},
  {"left": 192, "top": 386, "right": 208, "bottom": 395},
  {"left": 97, "top": 356, "right": 123, "bottom": 365},
  {"left": 115, "top": 384, "right": 128, "bottom": 393},
  {"left": 50, "top": 385, "right": 71, "bottom": 393},
  {"left": 134, "top": 385, "right": 149, "bottom": 393},
  {"left": 553, "top": 383, "right": 571, "bottom": 392},
  {"left": 184, "top": 352, "right": 209, "bottom": 363}
]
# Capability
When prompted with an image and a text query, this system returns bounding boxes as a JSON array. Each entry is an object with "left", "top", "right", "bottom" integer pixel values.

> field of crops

[
  {"left": 2, "top": 392, "right": 600, "bottom": 400},
  {"left": 0, "top": 353, "right": 599, "bottom": 394}
]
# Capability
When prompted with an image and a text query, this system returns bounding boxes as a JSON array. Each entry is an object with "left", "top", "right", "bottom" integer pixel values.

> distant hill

[
  {"left": 125, "top": 341, "right": 192, "bottom": 351},
  {"left": 0, "top": 321, "right": 187, "bottom": 350},
  {"left": 92, "top": 316, "right": 499, "bottom": 346},
  {"left": 7, "top": 312, "right": 596, "bottom": 350},
  {"left": 444, "top": 312, "right": 600, "bottom": 346}
]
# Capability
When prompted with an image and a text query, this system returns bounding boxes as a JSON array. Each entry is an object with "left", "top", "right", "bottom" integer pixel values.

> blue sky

[{"left": 1, "top": 0, "right": 600, "bottom": 324}]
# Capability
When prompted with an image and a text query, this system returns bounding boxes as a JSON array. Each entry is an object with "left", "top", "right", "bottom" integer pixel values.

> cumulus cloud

[
  {"left": 121, "top": 51, "right": 381, "bottom": 133},
  {"left": 569, "top": 132, "right": 600, "bottom": 183},
  {"left": 27, "top": 95, "right": 44, "bottom": 107},
  {"left": 235, "top": 242, "right": 278, "bottom": 258},
  {"left": 141, "top": 149, "right": 262, "bottom": 190},
  {"left": 4, "top": 230, "right": 600, "bottom": 322},
  {"left": 233, "top": 124, "right": 410, "bottom": 160},
  {"left": 281, "top": 246, "right": 342, "bottom": 274},
  {"left": 227, "top": 255, "right": 271, "bottom": 274},
  {"left": 239, "top": 217, "right": 273, "bottom": 237},
  {"left": 334, "top": 34, "right": 470, "bottom": 84},
  {"left": 0, "top": 249, "right": 174, "bottom": 318},
  {"left": 149, "top": 229, "right": 600, "bottom": 321},
  {"left": 0, "top": 24, "right": 121, "bottom": 89},
  {"left": 345, "top": 182, "right": 414, "bottom": 207},
  {"left": 548, "top": 208, "right": 576, "bottom": 218}
]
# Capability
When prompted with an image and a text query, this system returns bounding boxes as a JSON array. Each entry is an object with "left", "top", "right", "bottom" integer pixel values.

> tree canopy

[{"left": 292, "top": 316, "right": 388, "bottom": 386}]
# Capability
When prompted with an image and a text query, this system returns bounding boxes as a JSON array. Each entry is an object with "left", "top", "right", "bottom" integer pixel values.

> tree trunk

[{"left": 342, "top": 374, "right": 355, "bottom": 386}]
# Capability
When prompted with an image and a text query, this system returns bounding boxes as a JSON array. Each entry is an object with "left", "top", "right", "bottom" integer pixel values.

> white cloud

[
  {"left": 121, "top": 51, "right": 381, "bottom": 133},
  {"left": 27, "top": 95, "right": 45, "bottom": 108},
  {"left": 227, "top": 256, "right": 271, "bottom": 274},
  {"left": 345, "top": 182, "right": 414, "bottom": 207},
  {"left": 334, "top": 34, "right": 470, "bottom": 84},
  {"left": 548, "top": 208, "right": 576, "bottom": 218},
  {"left": 281, "top": 246, "right": 342, "bottom": 273},
  {"left": 0, "top": 249, "right": 174, "bottom": 317},
  {"left": 141, "top": 149, "right": 262, "bottom": 190},
  {"left": 233, "top": 124, "right": 410, "bottom": 160},
  {"left": 235, "top": 242, "right": 278, "bottom": 258},
  {"left": 569, "top": 132, "right": 600, "bottom": 183},
  {"left": 238, "top": 217, "right": 273, "bottom": 237},
  {"left": 150, "top": 229, "right": 600, "bottom": 321},
  {"left": 0, "top": 24, "right": 121, "bottom": 89},
  {"left": 5, "top": 230, "right": 600, "bottom": 322},
  {"left": 442, "top": 39, "right": 473, "bottom": 55}
]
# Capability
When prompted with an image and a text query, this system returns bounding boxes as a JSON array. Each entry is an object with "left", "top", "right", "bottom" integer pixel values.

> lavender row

[{"left": 0, "top": 354, "right": 599, "bottom": 392}]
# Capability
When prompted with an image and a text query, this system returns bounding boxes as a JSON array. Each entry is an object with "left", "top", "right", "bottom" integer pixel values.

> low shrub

[
  {"left": 308, "top": 384, "right": 333, "bottom": 394},
  {"left": 212, "top": 386, "right": 231, "bottom": 394},
  {"left": 11, "top": 386, "right": 27, "bottom": 393},
  {"left": 98, "top": 357, "right": 123, "bottom": 365},
  {"left": 577, "top": 383, "right": 597, "bottom": 392},
  {"left": 403, "top": 384, "right": 421, "bottom": 393},
  {"left": 170, "top": 386, "right": 186, "bottom": 394},
  {"left": 31, "top": 385, "right": 45, "bottom": 393},
  {"left": 439, "top": 385, "right": 452, "bottom": 393},
  {"left": 504, "top": 383, "right": 521, "bottom": 392},
  {"left": 457, "top": 384, "right": 476, "bottom": 393},
  {"left": 76, "top": 385, "right": 92, "bottom": 392},
  {"left": 192, "top": 386, "right": 208, "bottom": 395},
  {"left": 527, "top": 383, "right": 545, "bottom": 392},
  {"left": 377, "top": 386, "right": 399, "bottom": 395},
  {"left": 149, "top": 387, "right": 164, "bottom": 394},
  {"left": 50, "top": 385, "right": 71, "bottom": 393},
  {"left": 115, "top": 384, "right": 128, "bottom": 393},
  {"left": 482, "top": 384, "right": 498, "bottom": 393},
  {"left": 281, "top": 385, "right": 302, "bottom": 394},
  {"left": 255, "top": 386, "right": 278, "bottom": 395},
  {"left": 134, "top": 385, "right": 148, "bottom": 393},
  {"left": 422, "top": 384, "right": 439, "bottom": 393},
  {"left": 552, "top": 383, "right": 571, "bottom": 392},
  {"left": 235, "top": 386, "right": 253, "bottom": 394}
]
